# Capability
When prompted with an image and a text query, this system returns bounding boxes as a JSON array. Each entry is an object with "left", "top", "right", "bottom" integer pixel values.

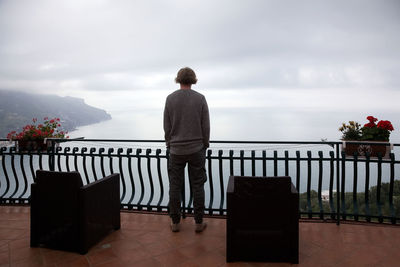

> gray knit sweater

[{"left": 163, "top": 89, "right": 210, "bottom": 155}]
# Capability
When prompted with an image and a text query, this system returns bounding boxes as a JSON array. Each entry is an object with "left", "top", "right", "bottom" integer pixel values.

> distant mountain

[{"left": 0, "top": 90, "right": 111, "bottom": 138}]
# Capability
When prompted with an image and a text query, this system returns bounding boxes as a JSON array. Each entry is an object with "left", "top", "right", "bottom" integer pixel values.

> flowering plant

[
  {"left": 361, "top": 116, "right": 394, "bottom": 141},
  {"left": 338, "top": 121, "right": 362, "bottom": 140},
  {"left": 339, "top": 116, "right": 394, "bottom": 141},
  {"left": 7, "top": 117, "right": 69, "bottom": 141}
]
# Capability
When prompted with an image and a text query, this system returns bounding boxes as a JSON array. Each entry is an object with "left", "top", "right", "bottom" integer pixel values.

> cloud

[{"left": 0, "top": 0, "right": 399, "bottom": 100}]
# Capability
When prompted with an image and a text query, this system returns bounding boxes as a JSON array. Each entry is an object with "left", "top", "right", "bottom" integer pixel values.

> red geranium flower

[
  {"left": 367, "top": 116, "right": 378, "bottom": 123},
  {"left": 6, "top": 117, "right": 69, "bottom": 141},
  {"left": 377, "top": 120, "right": 394, "bottom": 131},
  {"left": 364, "top": 122, "right": 375, "bottom": 128}
]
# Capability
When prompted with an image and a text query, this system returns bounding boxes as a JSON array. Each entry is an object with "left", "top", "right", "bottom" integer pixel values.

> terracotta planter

[
  {"left": 17, "top": 140, "right": 49, "bottom": 152},
  {"left": 341, "top": 141, "right": 391, "bottom": 159}
]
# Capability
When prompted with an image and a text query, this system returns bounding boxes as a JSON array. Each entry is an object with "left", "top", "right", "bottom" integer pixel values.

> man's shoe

[
  {"left": 195, "top": 222, "right": 207, "bottom": 233},
  {"left": 171, "top": 222, "right": 180, "bottom": 232}
]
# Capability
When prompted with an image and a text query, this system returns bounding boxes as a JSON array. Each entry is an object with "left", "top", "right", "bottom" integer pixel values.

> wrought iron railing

[{"left": 0, "top": 139, "right": 399, "bottom": 225}]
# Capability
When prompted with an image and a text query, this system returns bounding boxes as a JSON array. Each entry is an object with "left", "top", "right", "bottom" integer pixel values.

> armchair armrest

[
  {"left": 227, "top": 176, "right": 235, "bottom": 194},
  {"left": 78, "top": 173, "right": 120, "bottom": 254},
  {"left": 290, "top": 183, "right": 298, "bottom": 194}
]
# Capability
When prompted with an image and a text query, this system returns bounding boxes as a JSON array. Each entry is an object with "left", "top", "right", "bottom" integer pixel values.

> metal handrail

[{"left": 0, "top": 138, "right": 399, "bottom": 225}]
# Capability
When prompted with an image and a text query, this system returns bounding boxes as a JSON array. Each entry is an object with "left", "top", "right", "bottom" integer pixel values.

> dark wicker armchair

[
  {"left": 226, "top": 176, "right": 299, "bottom": 263},
  {"left": 30, "top": 170, "right": 120, "bottom": 254}
]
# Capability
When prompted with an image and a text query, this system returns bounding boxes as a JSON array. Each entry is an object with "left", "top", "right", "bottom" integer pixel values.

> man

[{"left": 163, "top": 67, "right": 210, "bottom": 233}]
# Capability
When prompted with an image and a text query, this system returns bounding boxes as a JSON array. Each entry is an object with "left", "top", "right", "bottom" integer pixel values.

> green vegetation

[{"left": 300, "top": 180, "right": 400, "bottom": 219}]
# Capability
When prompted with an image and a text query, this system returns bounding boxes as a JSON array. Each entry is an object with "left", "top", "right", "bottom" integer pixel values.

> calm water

[
  {"left": 1, "top": 107, "right": 399, "bottom": 208},
  {"left": 69, "top": 105, "right": 400, "bottom": 143},
  {"left": 68, "top": 107, "right": 400, "bottom": 191}
]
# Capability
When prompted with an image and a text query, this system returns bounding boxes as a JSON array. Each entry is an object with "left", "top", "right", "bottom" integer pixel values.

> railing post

[
  {"left": 341, "top": 151, "right": 346, "bottom": 220},
  {"left": 136, "top": 148, "right": 144, "bottom": 211},
  {"left": 218, "top": 150, "right": 224, "bottom": 215},
  {"left": 352, "top": 152, "right": 359, "bottom": 221},
  {"left": 118, "top": 148, "right": 127, "bottom": 204},
  {"left": 377, "top": 153, "right": 383, "bottom": 223},
  {"left": 365, "top": 152, "right": 371, "bottom": 222},
  {"left": 48, "top": 140, "right": 55, "bottom": 171},
  {"left": 81, "top": 147, "right": 89, "bottom": 184},
  {"left": 207, "top": 149, "right": 214, "bottom": 215},
  {"left": 155, "top": 149, "right": 164, "bottom": 212},
  {"left": 335, "top": 143, "right": 341, "bottom": 225},
  {"left": 306, "top": 151, "right": 312, "bottom": 219},
  {"left": 389, "top": 153, "right": 396, "bottom": 224}
]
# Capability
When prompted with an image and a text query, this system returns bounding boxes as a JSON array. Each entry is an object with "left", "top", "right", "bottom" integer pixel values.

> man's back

[{"left": 164, "top": 89, "right": 210, "bottom": 155}]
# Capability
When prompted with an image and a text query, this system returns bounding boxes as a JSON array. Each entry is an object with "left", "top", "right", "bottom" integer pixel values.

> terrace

[{"left": 0, "top": 139, "right": 399, "bottom": 266}]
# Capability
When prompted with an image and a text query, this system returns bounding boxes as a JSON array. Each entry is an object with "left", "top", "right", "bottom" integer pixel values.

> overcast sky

[{"left": 1, "top": 0, "right": 400, "bottom": 137}]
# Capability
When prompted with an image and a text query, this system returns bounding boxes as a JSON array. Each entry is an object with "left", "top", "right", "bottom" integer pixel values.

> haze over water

[{"left": 70, "top": 102, "right": 400, "bottom": 144}]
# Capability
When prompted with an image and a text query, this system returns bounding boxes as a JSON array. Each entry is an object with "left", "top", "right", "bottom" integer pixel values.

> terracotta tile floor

[{"left": 0, "top": 206, "right": 399, "bottom": 267}]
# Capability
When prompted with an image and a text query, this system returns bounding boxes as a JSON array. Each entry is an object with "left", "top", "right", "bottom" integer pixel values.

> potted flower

[
  {"left": 339, "top": 116, "right": 394, "bottom": 158},
  {"left": 7, "top": 117, "right": 69, "bottom": 152}
]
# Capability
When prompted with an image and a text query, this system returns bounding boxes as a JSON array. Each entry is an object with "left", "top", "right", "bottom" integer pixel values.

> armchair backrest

[
  {"left": 36, "top": 170, "right": 83, "bottom": 195},
  {"left": 34, "top": 170, "right": 83, "bottom": 219},
  {"left": 230, "top": 176, "right": 296, "bottom": 228},
  {"left": 36, "top": 170, "right": 83, "bottom": 187}
]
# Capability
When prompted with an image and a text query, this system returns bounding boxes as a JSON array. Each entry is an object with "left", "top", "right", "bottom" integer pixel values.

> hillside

[
  {"left": 0, "top": 90, "right": 111, "bottom": 138},
  {"left": 300, "top": 180, "right": 400, "bottom": 219}
]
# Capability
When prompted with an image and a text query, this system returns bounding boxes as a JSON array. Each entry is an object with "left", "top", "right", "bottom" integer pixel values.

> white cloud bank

[{"left": 0, "top": 0, "right": 399, "bottom": 113}]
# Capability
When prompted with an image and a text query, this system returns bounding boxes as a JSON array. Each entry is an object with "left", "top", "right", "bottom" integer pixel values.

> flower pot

[
  {"left": 341, "top": 141, "right": 392, "bottom": 159},
  {"left": 17, "top": 140, "right": 49, "bottom": 152}
]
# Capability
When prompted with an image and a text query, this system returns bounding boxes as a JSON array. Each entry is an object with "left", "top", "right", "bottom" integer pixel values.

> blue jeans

[{"left": 168, "top": 148, "right": 207, "bottom": 224}]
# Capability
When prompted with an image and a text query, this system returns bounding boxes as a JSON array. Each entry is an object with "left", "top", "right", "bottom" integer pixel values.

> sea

[
  {"left": 69, "top": 106, "right": 400, "bottom": 143},
  {"left": 68, "top": 106, "right": 400, "bottom": 192},
  {"left": 1, "top": 106, "right": 400, "bottom": 208}
]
